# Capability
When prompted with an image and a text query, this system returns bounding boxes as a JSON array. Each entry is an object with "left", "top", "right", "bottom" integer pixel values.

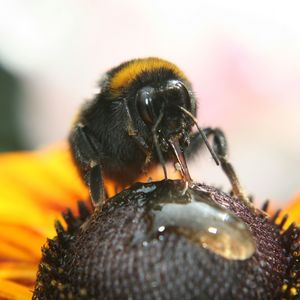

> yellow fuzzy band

[{"left": 109, "top": 57, "right": 187, "bottom": 94}]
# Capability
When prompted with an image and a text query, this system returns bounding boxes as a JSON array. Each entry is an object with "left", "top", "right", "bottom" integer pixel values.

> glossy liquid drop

[{"left": 136, "top": 181, "right": 256, "bottom": 260}]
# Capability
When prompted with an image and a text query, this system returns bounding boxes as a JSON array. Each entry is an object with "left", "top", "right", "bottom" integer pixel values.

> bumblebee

[{"left": 69, "top": 57, "right": 248, "bottom": 208}]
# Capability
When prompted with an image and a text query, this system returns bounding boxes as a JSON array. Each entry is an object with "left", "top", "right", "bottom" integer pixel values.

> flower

[
  {"left": 0, "top": 142, "right": 299, "bottom": 299},
  {"left": 0, "top": 143, "right": 88, "bottom": 299}
]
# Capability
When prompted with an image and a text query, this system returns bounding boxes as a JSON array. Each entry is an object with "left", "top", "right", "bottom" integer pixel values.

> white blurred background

[{"left": 0, "top": 0, "right": 299, "bottom": 206}]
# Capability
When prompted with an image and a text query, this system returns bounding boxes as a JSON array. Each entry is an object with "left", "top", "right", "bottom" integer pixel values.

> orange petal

[
  {"left": 0, "top": 223, "right": 46, "bottom": 261},
  {"left": 282, "top": 192, "right": 300, "bottom": 225},
  {"left": 0, "top": 262, "right": 37, "bottom": 288},
  {"left": 0, "top": 143, "right": 90, "bottom": 297},
  {"left": 0, "top": 142, "right": 89, "bottom": 229},
  {"left": 0, "top": 279, "right": 32, "bottom": 300}
]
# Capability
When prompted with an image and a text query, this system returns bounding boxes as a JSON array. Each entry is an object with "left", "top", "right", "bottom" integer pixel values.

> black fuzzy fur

[{"left": 69, "top": 58, "right": 196, "bottom": 187}]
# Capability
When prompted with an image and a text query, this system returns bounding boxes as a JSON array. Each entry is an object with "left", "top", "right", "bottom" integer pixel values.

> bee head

[
  {"left": 136, "top": 79, "right": 194, "bottom": 141},
  {"left": 102, "top": 57, "right": 196, "bottom": 150}
]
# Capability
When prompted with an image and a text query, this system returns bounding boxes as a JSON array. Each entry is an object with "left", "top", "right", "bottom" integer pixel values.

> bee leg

[
  {"left": 152, "top": 109, "right": 168, "bottom": 179},
  {"left": 185, "top": 127, "right": 215, "bottom": 159},
  {"left": 188, "top": 127, "right": 252, "bottom": 207},
  {"left": 123, "top": 98, "right": 150, "bottom": 154},
  {"left": 131, "top": 135, "right": 149, "bottom": 154},
  {"left": 70, "top": 124, "right": 106, "bottom": 208},
  {"left": 85, "top": 163, "right": 106, "bottom": 208},
  {"left": 210, "top": 128, "right": 251, "bottom": 206}
]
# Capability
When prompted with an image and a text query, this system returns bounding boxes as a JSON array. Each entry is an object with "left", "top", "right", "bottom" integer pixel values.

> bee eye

[
  {"left": 164, "top": 80, "right": 191, "bottom": 110},
  {"left": 136, "top": 87, "right": 157, "bottom": 125}
]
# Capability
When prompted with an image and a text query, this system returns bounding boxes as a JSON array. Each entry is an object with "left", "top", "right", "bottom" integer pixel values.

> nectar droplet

[{"left": 136, "top": 181, "right": 256, "bottom": 260}]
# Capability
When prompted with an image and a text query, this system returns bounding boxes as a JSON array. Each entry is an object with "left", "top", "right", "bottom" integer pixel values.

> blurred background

[{"left": 0, "top": 0, "right": 299, "bottom": 206}]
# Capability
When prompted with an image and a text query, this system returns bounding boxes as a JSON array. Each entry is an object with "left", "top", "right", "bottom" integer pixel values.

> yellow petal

[
  {"left": 0, "top": 224, "right": 45, "bottom": 261},
  {"left": 0, "top": 279, "right": 32, "bottom": 300},
  {"left": 0, "top": 262, "right": 37, "bottom": 287},
  {"left": 0, "top": 143, "right": 89, "bottom": 297},
  {"left": 283, "top": 192, "right": 300, "bottom": 225}
]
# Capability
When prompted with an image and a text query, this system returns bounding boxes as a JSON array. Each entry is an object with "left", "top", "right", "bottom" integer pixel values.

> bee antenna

[
  {"left": 152, "top": 107, "right": 168, "bottom": 179},
  {"left": 177, "top": 106, "right": 220, "bottom": 166}
]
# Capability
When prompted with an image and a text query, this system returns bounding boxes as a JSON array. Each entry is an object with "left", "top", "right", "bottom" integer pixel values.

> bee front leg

[
  {"left": 70, "top": 124, "right": 106, "bottom": 209},
  {"left": 123, "top": 98, "right": 150, "bottom": 155},
  {"left": 185, "top": 127, "right": 215, "bottom": 159},
  {"left": 188, "top": 127, "right": 252, "bottom": 207}
]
